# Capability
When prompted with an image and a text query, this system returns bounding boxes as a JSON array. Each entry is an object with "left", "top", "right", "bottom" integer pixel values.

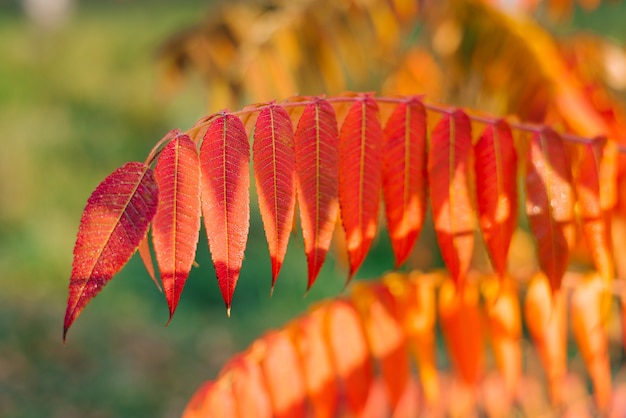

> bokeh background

[{"left": 1, "top": 0, "right": 626, "bottom": 417}]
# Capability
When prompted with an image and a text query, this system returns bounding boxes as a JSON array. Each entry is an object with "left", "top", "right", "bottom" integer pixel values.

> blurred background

[{"left": 1, "top": 0, "right": 626, "bottom": 417}]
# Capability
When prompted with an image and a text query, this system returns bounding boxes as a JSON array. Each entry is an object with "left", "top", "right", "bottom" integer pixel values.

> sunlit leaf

[
  {"left": 338, "top": 94, "right": 384, "bottom": 279},
  {"left": 200, "top": 113, "right": 250, "bottom": 313},
  {"left": 383, "top": 271, "right": 440, "bottom": 406},
  {"left": 259, "top": 330, "right": 308, "bottom": 418},
  {"left": 351, "top": 282, "right": 410, "bottom": 411},
  {"left": 438, "top": 276, "right": 483, "bottom": 385},
  {"left": 181, "top": 380, "right": 236, "bottom": 418},
  {"left": 294, "top": 99, "right": 340, "bottom": 290},
  {"left": 483, "top": 275, "right": 522, "bottom": 397},
  {"left": 428, "top": 110, "right": 475, "bottom": 286},
  {"left": 571, "top": 273, "right": 612, "bottom": 412},
  {"left": 253, "top": 104, "right": 297, "bottom": 288},
  {"left": 290, "top": 305, "right": 339, "bottom": 418},
  {"left": 525, "top": 128, "right": 575, "bottom": 292},
  {"left": 64, "top": 162, "right": 158, "bottom": 340},
  {"left": 153, "top": 135, "right": 201, "bottom": 320},
  {"left": 382, "top": 97, "right": 428, "bottom": 268},
  {"left": 524, "top": 273, "right": 567, "bottom": 405},
  {"left": 574, "top": 140, "right": 614, "bottom": 283},
  {"left": 475, "top": 120, "right": 518, "bottom": 278},
  {"left": 221, "top": 353, "right": 272, "bottom": 418},
  {"left": 324, "top": 299, "right": 374, "bottom": 415}
]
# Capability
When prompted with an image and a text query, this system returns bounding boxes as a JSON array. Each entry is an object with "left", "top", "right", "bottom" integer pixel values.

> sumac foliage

[
  {"left": 65, "top": 93, "right": 619, "bottom": 337},
  {"left": 182, "top": 271, "right": 626, "bottom": 417},
  {"left": 63, "top": 0, "right": 626, "bottom": 416},
  {"left": 65, "top": 90, "right": 626, "bottom": 415}
]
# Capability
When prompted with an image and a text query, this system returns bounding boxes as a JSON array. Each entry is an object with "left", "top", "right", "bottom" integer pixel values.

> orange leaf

[
  {"left": 259, "top": 330, "right": 308, "bottom": 418},
  {"left": 294, "top": 99, "right": 340, "bottom": 290},
  {"left": 384, "top": 271, "right": 439, "bottom": 406},
  {"left": 574, "top": 140, "right": 614, "bottom": 283},
  {"left": 382, "top": 97, "right": 428, "bottom": 268},
  {"left": 153, "top": 134, "right": 201, "bottom": 320},
  {"left": 137, "top": 233, "right": 161, "bottom": 292},
  {"left": 525, "top": 128, "right": 575, "bottom": 292},
  {"left": 200, "top": 113, "right": 250, "bottom": 313},
  {"left": 428, "top": 109, "right": 475, "bottom": 286},
  {"left": 338, "top": 94, "right": 384, "bottom": 279},
  {"left": 351, "top": 282, "right": 410, "bottom": 412},
  {"left": 438, "top": 276, "right": 483, "bottom": 385},
  {"left": 524, "top": 273, "right": 567, "bottom": 405},
  {"left": 221, "top": 353, "right": 272, "bottom": 418},
  {"left": 181, "top": 380, "right": 237, "bottom": 418},
  {"left": 253, "top": 104, "right": 297, "bottom": 288},
  {"left": 483, "top": 275, "right": 522, "bottom": 397},
  {"left": 290, "top": 305, "right": 339, "bottom": 418},
  {"left": 324, "top": 299, "right": 374, "bottom": 415},
  {"left": 571, "top": 273, "right": 612, "bottom": 412},
  {"left": 64, "top": 162, "right": 158, "bottom": 340},
  {"left": 359, "top": 378, "right": 390, "bottom": 418},
  {"left": 474, "top": 120, "right": 518, "bottom": 278},
  {"left": 392, "top": 378, "right": 421, "bottom": 418}
]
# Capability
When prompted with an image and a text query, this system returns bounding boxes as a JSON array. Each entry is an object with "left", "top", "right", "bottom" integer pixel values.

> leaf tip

[
  {"left": 153, "top": 277, "right": 163, "bottom": 293},
  {"left": 305, "top": 276, "right": 315, "bottom": 295},
  {"left": 165, "top": 308, "right": 176, "bottom": 326},
  {"left": 393, "top": 258, "right": 403, "bottom": 270}
]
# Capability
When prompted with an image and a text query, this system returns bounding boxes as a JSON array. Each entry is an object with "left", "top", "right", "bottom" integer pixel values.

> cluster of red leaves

[
  {"left": 182, "top": 271, "right": 625, "bottom": 418},
  {"left": 64, "top": 93, "right": 617, "bottom": 339}
]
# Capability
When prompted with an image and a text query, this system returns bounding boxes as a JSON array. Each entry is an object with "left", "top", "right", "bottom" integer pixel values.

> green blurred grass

[{"left": 1, "top": 0, "right": 625, "bottom": 417}]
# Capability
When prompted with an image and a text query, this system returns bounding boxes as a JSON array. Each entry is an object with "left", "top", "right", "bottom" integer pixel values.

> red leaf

[
  {"left": 294, "top": 99, "right": 340, "bottom": 290},
  {"left": 525, "top": 128, "right": 575, "bottom": 292},
  {"left": 428, "top": 110, "right": 475, "bottom": 286},
  {"left": 290, "top": 305, "right": 339, "bottom": 418},
  {"left": 64, "top": 162, "right": 158, "bottom": 340},
  {"left": 200, "top": 113, "right": 250, "bottom": 313},
  {"left": 153, "top": 134, "right": 201, "bottom": 321},
  {"left": 475, "top": 120, "right": 518, "bottom": 277},
  {"left": 574, "top": 141, "right": 614, "bottom": 283},
  {"left": 338, "top": 95, "right": 384, "bottom": 279},
  {"left": 382, "top": 98, "right": 427, "bottom": 268},
  {"left": 253, "top": 104, "right": 296, "bottom": 288},
  {"left": 259, "top": 330, "right": 308, "bottom": 418},
  {"left": 324, "top": 299, "right": 374, "bottom": 415}
]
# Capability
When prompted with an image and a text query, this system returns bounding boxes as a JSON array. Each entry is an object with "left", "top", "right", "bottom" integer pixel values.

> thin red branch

[{"left": 181, "top": 94, "right": 626, "bottom": 153}]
